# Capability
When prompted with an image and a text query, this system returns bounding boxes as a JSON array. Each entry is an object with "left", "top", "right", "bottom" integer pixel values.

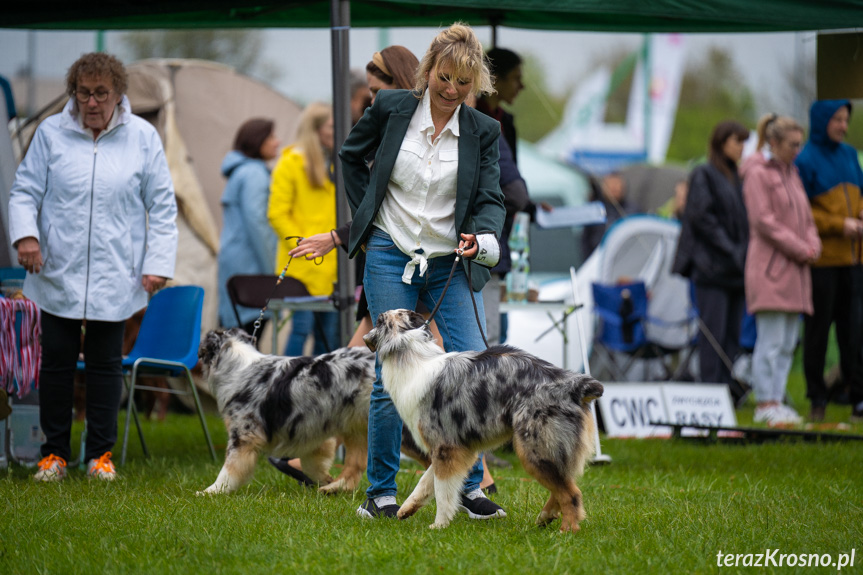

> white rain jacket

[{"left": 8, "top": 96, "right": 178, "bottom": 322}]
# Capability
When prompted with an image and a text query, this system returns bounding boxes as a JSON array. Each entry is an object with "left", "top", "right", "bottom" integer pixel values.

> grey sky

[{"left": 0, "top": 27, "right": 816, "bottom": 120}]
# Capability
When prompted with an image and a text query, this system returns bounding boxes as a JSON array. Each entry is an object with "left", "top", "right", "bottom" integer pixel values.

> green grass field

[{"left": 2, "top": 369, "right": 862, "bottom": 574}]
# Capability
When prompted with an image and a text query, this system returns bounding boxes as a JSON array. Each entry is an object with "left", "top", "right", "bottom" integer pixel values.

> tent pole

[{"left": 331, "top": 0, "right": 356, "bottom": 346}]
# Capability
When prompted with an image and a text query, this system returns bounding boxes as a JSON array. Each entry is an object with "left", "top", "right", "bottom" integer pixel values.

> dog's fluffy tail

[{"left": 572, "top": 375, "right": 604, "bottom": 408}]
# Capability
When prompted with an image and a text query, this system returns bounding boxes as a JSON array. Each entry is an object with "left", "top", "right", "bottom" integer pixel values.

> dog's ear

[
  {"left": 406, "top": 310, "right": 426, "bottom": 330},
  {"left": 198, "top": 330, "right": 224, "bottom": 367},
  {"left": 363, "top": 328, "right": 378, "bottom": 352}
]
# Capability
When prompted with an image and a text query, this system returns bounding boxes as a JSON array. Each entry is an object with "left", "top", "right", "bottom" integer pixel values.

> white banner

[{"left": 598, "top": 382, "right": 736, "bottom": 438}]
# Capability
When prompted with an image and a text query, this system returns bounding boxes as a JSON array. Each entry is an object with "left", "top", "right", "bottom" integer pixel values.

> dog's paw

[
  {"left": 318, "top": 479, "right": 346, "bottom": 495},
  {"left": 197, "top": 484, "right": 228, "bottom": 496},
  {"left": 559, "top": 521, "right": 581, "bottom": 533},
  {"left": 397, "top": 505, "right": 418, "bottom": 520},
  {"left": 428, "top": 521, "right": 450, "bottom": 530},
  {"left": 535, "top": 510, "right": 560, "bottom": 526}
]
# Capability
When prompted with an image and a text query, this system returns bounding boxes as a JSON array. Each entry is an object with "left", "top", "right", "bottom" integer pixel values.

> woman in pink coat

[{"left": 742, "top": 114, "right": 821, "bottom": 425}]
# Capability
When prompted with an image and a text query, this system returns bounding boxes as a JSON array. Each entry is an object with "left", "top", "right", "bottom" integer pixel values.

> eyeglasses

[{"left": 74, "top": 88, "right": 113, "bottom": 103}]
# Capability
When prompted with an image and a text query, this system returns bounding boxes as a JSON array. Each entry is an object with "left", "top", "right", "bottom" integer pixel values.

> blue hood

[
  {"left": 808, "top": 99, "right": 852, "bottom": 148},
  {"left": 221, "top": 150, "right": 253, "bottom": 178},
  {"left": 795, "top": 99, "right": 863, "bottom": 199}
]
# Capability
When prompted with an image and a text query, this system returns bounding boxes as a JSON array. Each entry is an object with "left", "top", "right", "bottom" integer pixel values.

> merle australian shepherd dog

[
  {"left": 196, "top": 328, "right": 376, "bottom": 495},
  {"left": 364, "top": 309, "right": 604, "bottom": 532}
]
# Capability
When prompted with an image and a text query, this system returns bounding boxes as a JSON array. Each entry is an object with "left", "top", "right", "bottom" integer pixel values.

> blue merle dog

[
  {"left": 364, "top": 309, "right": 604, "bottom": 532},
  {"left": 197, "top": 328, "right": 375, "bottom": 495}
]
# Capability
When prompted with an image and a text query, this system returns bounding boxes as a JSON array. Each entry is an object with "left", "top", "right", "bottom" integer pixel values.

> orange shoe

[
  {"left": 87, "top": 452, "right": 117, "bottom": 481},
  {"left": 34, "top": 454, "right": 67, "bottom": 482}
]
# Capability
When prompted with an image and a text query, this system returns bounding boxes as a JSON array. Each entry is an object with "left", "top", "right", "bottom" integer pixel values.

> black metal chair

[{"left": 226, "top": 274, "right": 330, "bottom": 352}]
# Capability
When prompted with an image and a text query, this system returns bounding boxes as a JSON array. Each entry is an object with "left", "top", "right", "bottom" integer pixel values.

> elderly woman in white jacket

[{"left": 8, "top": 53, "right": 177, "bottom": 482}]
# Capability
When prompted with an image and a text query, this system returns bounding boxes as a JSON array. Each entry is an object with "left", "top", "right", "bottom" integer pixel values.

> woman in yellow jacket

[{"left": 267, "top": 102, "right": 339, "bottom": 355}]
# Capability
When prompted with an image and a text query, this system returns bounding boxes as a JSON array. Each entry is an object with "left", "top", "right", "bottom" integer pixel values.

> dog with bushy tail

[{"left": 364, "top": 309, "right": 603, "bottom": 532}]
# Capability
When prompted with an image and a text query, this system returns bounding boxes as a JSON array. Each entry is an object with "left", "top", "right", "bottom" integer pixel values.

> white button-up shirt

[{"left": 374, "top": 90, "right": 461, "bottom": 284}]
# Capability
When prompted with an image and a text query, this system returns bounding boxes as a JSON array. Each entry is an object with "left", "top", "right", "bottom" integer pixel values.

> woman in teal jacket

[{"left": 217, "top": 118, "right": 280, "bottom": 334}]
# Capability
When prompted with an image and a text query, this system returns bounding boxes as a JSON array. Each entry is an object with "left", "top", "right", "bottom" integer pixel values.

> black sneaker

[
  {"left": 357, "top": 496, "right": 400, "bottom": 519},
  {"left": 267, "top": 457, "right": 317, "bottom": 488},
  {"left": 459, "top": 489, "right": 507, "bottom": 519}
]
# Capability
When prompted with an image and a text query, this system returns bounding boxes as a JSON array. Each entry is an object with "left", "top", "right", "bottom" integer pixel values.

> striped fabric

[{"left": 0, "top": 298, "right": 41, "bottom": 398}]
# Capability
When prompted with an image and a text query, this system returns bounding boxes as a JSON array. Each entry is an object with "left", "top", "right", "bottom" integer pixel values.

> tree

[
  {"left": 508, "top": 54, "right": 568, "bottom": 143},
  {"left": 122, "top": 29, "right": 279, "bottom": 82},
  {"left": 665, "top": 47, "right": 757, "bottom": 163}
]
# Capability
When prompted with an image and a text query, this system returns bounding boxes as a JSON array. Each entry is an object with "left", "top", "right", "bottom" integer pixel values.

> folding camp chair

[
  {"left": 226, "top": 274, "right": 330, "bottom": 351},
  {"left": 591, "top": 280, "right": 674, "bottom": 381},
  {"left": 118, "top": 285, "right": 216, "bottom": 465}
]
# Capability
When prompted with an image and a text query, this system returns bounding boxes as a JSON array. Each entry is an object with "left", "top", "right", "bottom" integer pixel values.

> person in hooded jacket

[
  {"left": 8, "top": 52, "right": 177, "bottom": 482},
  {"left": 217, "top": 118, "right": 280, "bottom": 336},
  {"left": 672, "top": 120, "right": 750, "bottom": 394},
  {"left": 795, "top": 99, "right": 863, "bottom": 422}
]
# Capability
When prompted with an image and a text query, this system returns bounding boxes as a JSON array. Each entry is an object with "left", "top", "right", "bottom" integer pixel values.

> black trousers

[
  {"left": 39, "top": 311, "right": 125, "bottom": 462},
  {"left": 803, "top": 265, "right": 863, "bottom": 406},
  {"left": 694, "top": 283, "right": 745, "bottom": 387}
]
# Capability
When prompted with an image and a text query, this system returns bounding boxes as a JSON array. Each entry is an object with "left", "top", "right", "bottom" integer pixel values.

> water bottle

[
  {"left": 619, "top": 288, "right": 635, "bottom": 343},
  {"left": 507, "top": 212, "right": 531, "bottom": 302}
]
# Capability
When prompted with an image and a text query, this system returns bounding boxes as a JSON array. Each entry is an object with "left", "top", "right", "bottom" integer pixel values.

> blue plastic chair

[
  {"left": 0, "top": 267, "right": 26, "bottom": 283},
  {"left": 118, "top": 285, "right": 216, "bottom": 465}
]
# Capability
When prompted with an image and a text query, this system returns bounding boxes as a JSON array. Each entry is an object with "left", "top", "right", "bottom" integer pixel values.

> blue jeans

[
  {"left": 284, "top": 310, "right": 339, "bottom": 356},
  {"left": 363, "top": 228, "right": 486, "bottom": 499}
]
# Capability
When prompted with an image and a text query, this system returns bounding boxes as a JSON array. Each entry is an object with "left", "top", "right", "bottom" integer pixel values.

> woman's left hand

[
  {"left": 458, "top": 233, "right": 478, "bottom": 259},
  {"left": 142, "top": 275, "right": 167, "bottom": 293}
]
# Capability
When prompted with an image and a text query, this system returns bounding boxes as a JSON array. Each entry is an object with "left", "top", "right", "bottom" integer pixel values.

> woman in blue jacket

[{"left": 217, "top": 118, "right": 280, "bottom": 335}]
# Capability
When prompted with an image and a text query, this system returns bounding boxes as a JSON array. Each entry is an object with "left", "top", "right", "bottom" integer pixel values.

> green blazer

[{"left": 339, "top": 89, "right": 505, "bottom": 291}]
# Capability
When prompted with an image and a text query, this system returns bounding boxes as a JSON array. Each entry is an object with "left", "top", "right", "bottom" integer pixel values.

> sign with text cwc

[{"left": 598, "top": 383, "right": 737, "bottom": 438}]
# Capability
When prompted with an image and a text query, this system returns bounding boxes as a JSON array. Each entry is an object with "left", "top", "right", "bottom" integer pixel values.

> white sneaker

[
  {"left": 776, "top": 404, "right": 803, "bottom": 424},
  {"left": 86, "top": 452, "right": 117, "bottom": 481},
  {"left": 33, "top": 454, "right": 67, "bottom": 482},
  {"left": 753, "top": 405, "right": 781, "bottom": 424}
]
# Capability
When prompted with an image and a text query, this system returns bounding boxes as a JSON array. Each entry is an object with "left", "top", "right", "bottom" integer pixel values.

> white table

[{"left": 501, "top": 300, "right": 579, "bottom": 370}]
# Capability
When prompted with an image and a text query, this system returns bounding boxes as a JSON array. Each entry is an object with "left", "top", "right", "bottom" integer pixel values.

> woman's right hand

[
  {"left": 16, "top": 236, "right": 42, "bottom": 274},
  {"left": 289, "top": 231, "right": 340, "bottom": 260}
]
